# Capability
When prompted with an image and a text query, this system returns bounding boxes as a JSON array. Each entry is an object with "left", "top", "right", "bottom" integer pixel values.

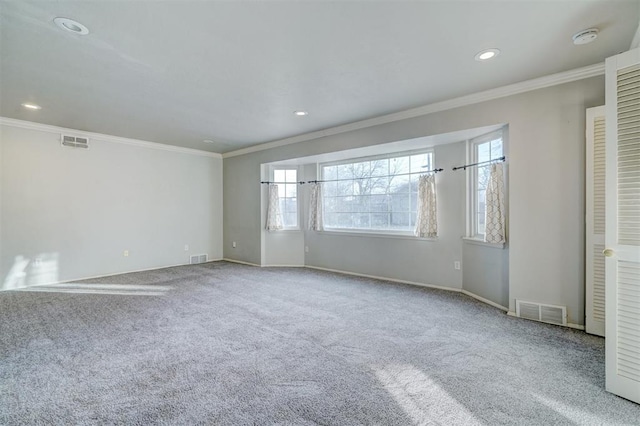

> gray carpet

[{"left": 1, "top": 261, "right": 638, "bottom": 425}]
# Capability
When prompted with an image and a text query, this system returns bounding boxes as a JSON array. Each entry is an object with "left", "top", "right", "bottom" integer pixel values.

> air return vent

[
  {"left": 190, "top": 254, "right": 208, "bottom": 264},
  {"left": 61, "top": 134, "right": 89, "bottom": 149},
  {"left": 516, "top": 300, "right": 567, "bottom": 326}
]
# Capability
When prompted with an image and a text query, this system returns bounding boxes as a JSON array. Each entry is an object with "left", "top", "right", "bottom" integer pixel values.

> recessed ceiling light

[
  {"left": 203, "top": 139, "right": 215, "bottom": 144},
  {"left": 294, "top": 111, "right": 308, "bottom": 116},
  {"left": 53, "top": 17, "right": 89, "bottom": 35},
  {"left": 474, "top": 48, "right": 500, "bottom": 61},
  {"left": 22, "top": 103, "right": 42, "bottom": 110},
  {"left": 572, "top": 28, "right": 599, "bottom": 45}
]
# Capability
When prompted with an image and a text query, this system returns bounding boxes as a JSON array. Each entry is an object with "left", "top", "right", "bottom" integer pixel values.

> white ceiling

[{"left": 1, "top": 1, "right": 638, "bottom": 153}]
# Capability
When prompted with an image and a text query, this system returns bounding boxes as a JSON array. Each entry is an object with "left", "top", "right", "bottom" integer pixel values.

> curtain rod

[
  {"left": 452, "top": 156, "right": 506, "bottom": 171},
  {"left": 260, "top": 181, "right": 307, "bottom": 185},
  {"left": 261, "top": 168, "right": 444, "bottom": 185},
  {"left": 306, "top": 168, "right": 443, "bottom": 184}
]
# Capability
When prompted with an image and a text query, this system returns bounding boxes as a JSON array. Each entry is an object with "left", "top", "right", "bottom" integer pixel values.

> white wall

[
  {"left": 0, "top": 123, "right": 223, "bottom": 288},
  {"left": 224, "top": 76, "right": 605, "bottom": 325}
]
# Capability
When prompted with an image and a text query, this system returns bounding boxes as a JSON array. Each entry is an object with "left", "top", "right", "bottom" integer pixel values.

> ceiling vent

[
  {"left": 516, "top": 300, "right": 567, "bottom": 326},
  {"left": 61, "top": 134, "right": 89, "bottom": 149},
  {"left": 190, "top": 254, "right": 208, "bottom": 264}
]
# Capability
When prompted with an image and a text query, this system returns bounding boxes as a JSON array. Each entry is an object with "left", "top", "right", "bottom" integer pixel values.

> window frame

[
  {"left": 318, "top": 148, "right": 435, "bottom": 236},
  {"left": 467, "top": 129, "right": 505, "bottom": 240},
  {"left": 271, "top": 166, "right": 300, "bottom": 230}
]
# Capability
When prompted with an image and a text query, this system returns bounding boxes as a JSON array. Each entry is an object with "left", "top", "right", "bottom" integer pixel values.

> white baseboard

[
  {"left": 507, "top": 311, "right": 585, "bottom": 330},
  {"left": 263, "top": 264, "right": 305, "bottom": 268},
  {"left": 566, "top": 323, "right": 585, "bottom": 331},
  {"left": 461, "top": 289, "right": 508, "bottom": 311},
  {"left": 304, "top": 265, "right": 461, "bottom": 292},
  {"left": 221, "top": 258, "right": 261, "bottom": 267}
]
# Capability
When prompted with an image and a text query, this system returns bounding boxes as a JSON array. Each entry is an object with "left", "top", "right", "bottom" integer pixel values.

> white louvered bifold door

[
  {"left": 586, "top": 106, "right": 606, "bottom": 336},
  {"left": 605, "top": 48, "right": 640, "bottom": 404}
]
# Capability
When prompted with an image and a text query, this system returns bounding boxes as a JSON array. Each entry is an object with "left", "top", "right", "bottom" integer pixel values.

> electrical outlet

[
  {"left": 232, "top": 241, "right": 237, "bottom": 248},
  {"left": 305, "top": 246, "right": 309, "bottom": 253},
  {"left": 454, "top": 261, "right": 461, "bottom": 270},
  {"left": 34, "top": 258, "right": 42, "bottom": 266},
  {"left": 184, "top": 244, "right": 189, "bottom": 251},
  {"left": 123, "top": 250, "right": 129, "bottom": 257}
]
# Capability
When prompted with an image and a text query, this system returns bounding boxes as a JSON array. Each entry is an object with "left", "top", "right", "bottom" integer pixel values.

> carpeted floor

[{"left": 1, "top": 261, "right": 638, "bottom": 425}]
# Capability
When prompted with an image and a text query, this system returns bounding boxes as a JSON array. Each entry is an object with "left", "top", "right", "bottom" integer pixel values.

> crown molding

[
  {"left": 0, "top": 117, "right": 222, "bottom": 159},
  {"left": 223, "top": 62, "right": 605, "bottom": 159}
]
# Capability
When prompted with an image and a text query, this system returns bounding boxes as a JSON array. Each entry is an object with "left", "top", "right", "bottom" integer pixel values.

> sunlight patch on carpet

[
  {"left": 533, "top": 393, "right": 612, "bottom": 424},
  {"left": 17, "top": 282, "right": 171, "bottom": 296},
  {"left": 374, "top": 364, "right": 481, "bottom": 425}
]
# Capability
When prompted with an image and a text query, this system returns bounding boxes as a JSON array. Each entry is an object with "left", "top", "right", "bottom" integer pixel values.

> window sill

[
  {"left": 462, "top": 237, "right": 505, "bottom": 249},
  {"left": 267, "top": 228, "right": 301, "bottom": 233},
  {"left": 318, "top": 228, "right": 438, "bottom": 242}
]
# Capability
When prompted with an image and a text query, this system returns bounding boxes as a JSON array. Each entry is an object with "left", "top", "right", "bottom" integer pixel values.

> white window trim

[
  {"left": 466, "top": 128, "right": 507, "bottom": 242},
  {"left": 270, "top": 165, "right": 301, "bottom": 231},
  {"left": 318, "top": 148, "right": 434, "bottom": 236}
]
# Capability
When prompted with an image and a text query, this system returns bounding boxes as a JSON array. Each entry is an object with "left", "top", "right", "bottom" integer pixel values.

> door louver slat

[
  {"left": 618, "top": 261, "right": 640, "bottom": 382},
  {"left": 617, "top": 64, "right": 640, "bottom": 246}
]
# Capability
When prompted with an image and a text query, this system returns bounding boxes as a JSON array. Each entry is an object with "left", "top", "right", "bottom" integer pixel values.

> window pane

[
  {"left": 477, "top": 141, "right": 491, "bottom": 163},
  {"left": 490, "top": 139, "right": 503, "bottom": 158},
  {"left": 274, "top": 169, "right": 285, "bottom": 182},
  {"left": 285, "top": 169, "right": 297, "bottom": 182},
  {"left": 391, "top": 212, "right": 410, "bottom": 228},
  {"left": 335, "top": 213, "right": 353, "bottom": 228},
  {"left": 370, "top": 176, "right": 389, "bottom": 194},
  {"left": 471, "top": 132, "right": 504, "bottom": 237},
  {"left": 390, "top": 174, "right": 410, "bottom": 193},
  {"left": 285, "top": 183, "right": 297, "bottom": 198},
  {"left": 321, "top": 150, "right": 432, "bottom": 232},
  {"left": 284, "top": 212, "right": 297, "bottom": 227},
  {"left": 371, "top": 213, "right": 390, "bottom": 228},
  {"left": 323, "top": 181, "right": 337, "bottom": 197},
  {"left": 324, "top": 196, "right": 337, "bottom": 213},
  {"left": 277, "top": 184, "right": 285, "bottom": 198},
  {"left": 338, "top": 181, "right": 353, "bottom": 196},
  {"left": 477, "top": 213, "right": 485, "bottom": 235},
  {"left": 370, "top": 159, "right": 389, "bottom": 177},
  {"left": 370, "top": 194, "right": 388, "bottom": 212},
  {"left": 411, "top": 153, "right": 432, "bottom": 173},
  {"left": 324, "top": 212, "right": 337, "bottom": 227},
  {"left": 390, "top": 193, "right": 410, "bottom": 212},
  {"left": 337, "top": 164, "right": 355, "bottom": 180},
  {"left": 354, "top": 214, "right": 370, "bottom": 228},
  {"left": 353, "top": 195, "right": 370, "bottom": 213},
  {"left": 285, "top": 197, "right": 297, "bottom": 212},
  {"left": 337, "top": 196, "right": 353, "bottom": 213},
  {"left": 391, "top": 156, "right": 410, "bottom": 175}
]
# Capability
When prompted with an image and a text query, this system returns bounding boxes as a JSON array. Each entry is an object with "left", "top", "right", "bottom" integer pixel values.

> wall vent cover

[
  {"left": 190, "top": 254, "right": 208, "bottom": 264},
  {"left": 516, "top": 300, "right": 567, "bottom": 326},
  {"left": 61, "top": 134, "right": 89, "bottom": 149}
]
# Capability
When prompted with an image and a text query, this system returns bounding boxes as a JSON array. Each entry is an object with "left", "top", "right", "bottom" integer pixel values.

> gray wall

[
  {"left": 0, "top": 124, "right": 223, "bottom": 288},
  {"left": 302, "top": 141, "right": 466, "bottom": 289},
  {"left": 224, "top": 76, "right": 605, "bottom": 325},
  {"left": 463, "top": 242, "right": 509, "bottom": 308}
]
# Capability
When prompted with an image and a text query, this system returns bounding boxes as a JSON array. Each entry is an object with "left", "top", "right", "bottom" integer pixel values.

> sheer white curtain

[
  {"left": 308, "top": 183, "right": 323, "bottom": 231},
  {"left": 414, "top": 174, "right": 437, "bottom": 238},
  {"left": 265, "top": 184, "right": 283, "bottom": 231},
  {"left": 485, "top": 163, "right": 506, "bottom": 243}
]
